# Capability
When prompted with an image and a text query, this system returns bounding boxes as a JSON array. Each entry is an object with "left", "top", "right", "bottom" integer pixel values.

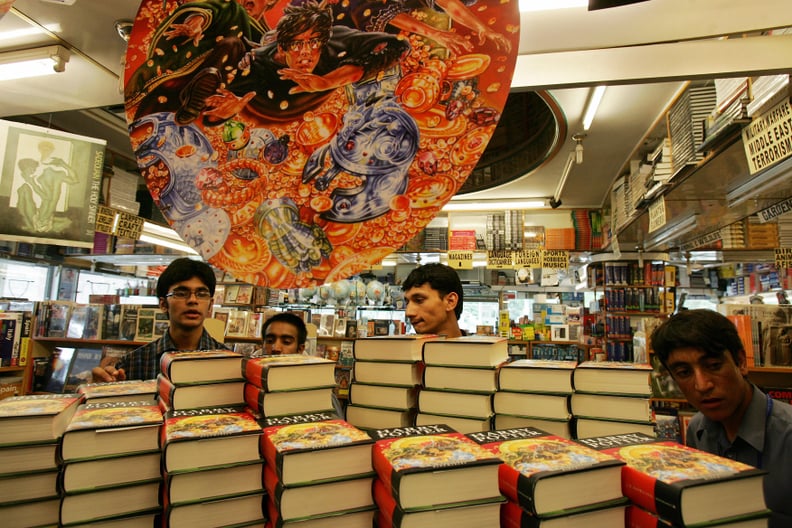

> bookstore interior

[{"left": 1, "top": 2, "right": 792, "bottom": 527}]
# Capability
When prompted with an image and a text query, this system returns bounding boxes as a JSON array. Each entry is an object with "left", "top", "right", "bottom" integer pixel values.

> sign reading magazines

[{"left": 0, "top": 120, "right": 105, "bottom": 248}]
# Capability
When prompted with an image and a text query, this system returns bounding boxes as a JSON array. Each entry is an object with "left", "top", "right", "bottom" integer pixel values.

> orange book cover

[{"left": 726, "top": 314, "right": 754, "bottom": 365}]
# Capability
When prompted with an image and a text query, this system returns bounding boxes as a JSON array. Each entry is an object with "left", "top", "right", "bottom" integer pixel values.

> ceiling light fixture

[
  {"left": 442, "top": 199, "right": 547, "bottom": 212},
  {"left": 0, "top": 24, "right": 62, "bottom": 42},
  {"left": 550, "top": 151, "right": 577, "bottom": 209},
  {"left": 582, "top": 85, "right": 607, "bottom": 131},
  {"left": 643, "top": 215, "right": 698, "bottom": 251},
  {"left": 726, "top": 161, "right": 792, "bottom": 208},
  {"left": 0, "top": 45, "right": 70, "bottom": 81},
  {"left": 573, "top": 133, "right": 586, "bottom": 165},
  {"left": 140, "top": 221, "right": 200, "bottom": 256}
]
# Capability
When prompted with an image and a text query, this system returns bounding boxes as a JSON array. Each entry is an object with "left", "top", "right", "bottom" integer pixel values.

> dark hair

[
  {"left": 402, "top": 263, "right": 464, "bottom": 319},
  {"left": 262, "top": 312, "right": 307, "bottom": 345},
  {"left": 156, "top": 258, "right": 217, "bottom": 298},
  {"left": 276, "top": 1, "right": 332, "bottom": 47},
  {"left": 650, "top": 309, "right": 744, "bottom": 367}
]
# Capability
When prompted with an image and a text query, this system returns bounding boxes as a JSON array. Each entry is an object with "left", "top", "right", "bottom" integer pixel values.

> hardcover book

[
  {"left": 625, "top": 504, "right": 770, "bottom": 528},
  {"left": 160, "top": 350, "right": 244, "bottom": 384},
  {"left": 421, "top": 336, "right": 509, "bottom": 367},
  {"left": 501, "top": 499, "right": 629, "bottom": 528},
  {"left": 570, "top": 392, "right": 652, "bottom": 423},
  {"left": 574, "top": 417, "right": 657, "bottom": 439},
  {"left": 157, "top": 374, "right": 246, "bottom": 411},
  {"left": 266, "top": 500, "right": 375, "bottom": 528},
  {"left": 370, "top": 424, "right": 502, "bottom": 510},
  {"left": 59, "top": 481, "right": 161, "bottom": 526},
  {"left": 76, "top": 379, "right": 158, "bottom": 404},
  {"left": 0, "top": 393, "right": 81, "bottom": 446},
  {"left": 493, "top": 392, "right": 571, "bottom": 421},
  {"left": 413, "top": 412, "right": 493, "bottom": 434},
  {"left": 161, "top": 407, "right": 262, "bottom": 473},
  {"left": 348, "top": 383, "right": 418, "bottom": 411},
  {"left": 353, "top": 335, "right": 440, "bottom": 362},
  {"left": 417, "top": 389, "right": 494, "bottom": 419},
  {"left": 244, "top": 383, "right": 335, "bottom": 418},
  {"left": 352, "top": 360, "right": 423, "bottom": 387},
  {"left": 63, "top": 348, "right": 103, "bottom": 392},
  {"left": 0, "top": 442, "right": 59, "bottom": 476},
  {"left": 164, "top": 492, "right": 266, "bottom": 528},
  {"left": 0, "top": 497, "right": 60, "bottom": 528},
  {"left": 572, "top": 361, "right": 652, "bottom": 396},
  {"left": 0, "top": 469, "right": 59, "bottom": 505},
  {"left": 0, "top": 312, "right": 22, "bottom": 367},
  {"left": 261, "top": 416, "right": 374, "bottom": 485},
  {"left": 60, "top": 400, "right": 163, "bottom": 461},
  {"left": 344, "top": 404, "right": 415, "bottom": 431},
  {"left": 467, "top": 427, "right": 625, "bottom": 517},
  {"left": 164, "top": 461, "right": 265, "bottom": 506},
  {"left": 242, "top": 354, "right": 336, "bottom": 391},
  {"left": 498, "top": 359, "right": 577, "bottom": 394},
  {"left": 60, "top": 451, "right": 162, "bottom": 493},
  {"left": 577, "top": 432, "right": 769, "bottom": 527},
  {"left": 423, "top": 365, "right": 499, "bottom": 393},
  {"left": 492, "top": 415, "right": 572, "bottom": 439}
]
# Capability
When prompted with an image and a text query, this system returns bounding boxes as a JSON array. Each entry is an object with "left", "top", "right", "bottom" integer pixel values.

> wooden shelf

[{"left": 33, "top": 337, "right": 144, "bottom": 347}]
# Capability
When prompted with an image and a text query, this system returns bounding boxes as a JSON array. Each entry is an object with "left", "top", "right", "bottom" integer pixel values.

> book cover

[
  {"left": 61, "top": 400, "right": 163, "bottom": 461},
  {"left": 242, "top": 354, "right": 336, "bottom": 391},
  {"left": 63, "top": 348, "right": 103, "bottom": 392},
  {"left": 422, "top": 336, "right": 510, "bottom": 367},
  {"left": 45, "top": 301, "right": 72, "bottom": 338},
  {"left": 225, "top": 310, "right": 250, "bottom": 337},
  {"left": 45, "top": 346, "right": 78, "bottom": 393},
  {"left": 67, "top": 304, "right": 90, "bottom": 340},
  {"left": 335, "top": 367, "right": 351, "bottom": 397},
  {"left": 262, "top": 417, "right": 374, "bottom": 485},
  {"left": 76, "top": 379, "right": 158, "bottom": 403},
  {"left": 0, "top": 312, "right": 22, "bottom": 367},
  {"left": 0, "top": 393, "right": 81, "bottom": 446},
  {"left": 160, "top": 349, "right": 244, "bottom": 384},
  {"left": 498, "top": 359, "right": 577, "bottom": 394},
  {"left": 161, "top": 407, "right": 262, "bottom": 473},
  {"left": 243, "top": 383, "right": 334, "bottom": 418},
  {"left": 119, "top": 304, "right": 141, "bottom": 341},
  {"left": 134, "top": 308, "right": 158, "bottom": 342},
  {"left": 101, "top": 303, "right": 122, "bottom": 341},
  {"left": 577, "top": 432, "right": 769, "bottom": 527},
  {"left": 467, "top": 427, "right": 625, "bottom": 516},
  {"left": 370, "top": 423, "right": 502, "bottom": 510},
  {"left": 157, "top": 374, "right": 246, "bottom": 411},
  {"left": 338, "top": 340, "right": 355, "bottom": 367}
]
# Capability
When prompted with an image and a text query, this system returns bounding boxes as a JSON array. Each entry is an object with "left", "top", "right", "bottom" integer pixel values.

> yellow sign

[
  {"left": 542, "top": 250, "right": 569, "bottom": 270},
  {"left": 115, "top": 212, "right": 144, "bottom": 239},
  {"left": 95, "top": 205, "right": 117, "bottom": 235},
  {"left": 742, "top": 98, "right": 792, "bottom": 174},
  {"left": 486, "top": 250, "right": 513, "bottom": 269},
  {"left": 447, "top": 251, "right": 474, "bottom": 269},
  {"left": 513, "top": 249, "right": 543, "bottom": 269},
  {"left": 776, "top": 248, "right": 792, "bottom": 269}
]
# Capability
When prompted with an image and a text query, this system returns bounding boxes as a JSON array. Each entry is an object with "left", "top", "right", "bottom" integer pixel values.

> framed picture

[
  {"left": 225, "top": 310, "right": 249, "bottom": 338},
  {"left": 550, "top": 324, "right": 570, "bottom": 341}
]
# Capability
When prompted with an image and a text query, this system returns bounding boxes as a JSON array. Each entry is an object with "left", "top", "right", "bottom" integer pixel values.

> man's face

[
  {"left": 404, "top": 283, "right": 456, "bottom": 335},
  {"left": 666, "top": 346, "right": 751, "bottom": 424},
  {"left": 264, "top": 321, "right": 304, "bottom": 355},
  {"left": 237, "top": 0, "right": 276, "bottom": 19},
  {"left": 279, "top": 29, "right": 323, "bottom": 73},
  {"left": 160, "top": 277, "right": 212, "bottom": 331}
]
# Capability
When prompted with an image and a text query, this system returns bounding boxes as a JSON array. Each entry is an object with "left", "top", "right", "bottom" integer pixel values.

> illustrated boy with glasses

[{"left": 92, "top": 258, "right": 228, "bottom": 382}]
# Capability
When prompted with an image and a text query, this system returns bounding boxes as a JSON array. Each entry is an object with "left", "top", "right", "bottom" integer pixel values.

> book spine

[
  {"left": 157, "top": 375, "right": 176, "bottom": 410},
  {"left": 497, "top": 464, "right": 540, "bottom": 515},
  {"left": 626, "top": 504, "right": 668, "bottom": 528},
  {"left": 500, "top": 500, "right": 540, "bottom": 528},
  {"left": 262, "top": 464, "right": 283, "bottom": 505},
  {"left": 371, "top": 443, "right": 396, "bottom": 498},
  {"left": 243, "top": 383, "right": 264, "bottom": 415},
  {"left": 243, "top": 360, "right": 270, "bottom": 391},
  {"left": 372, "top": 478, "right": 399, "bottom": 527},
  {"left": 622, "top": 465, "right": 683, "bottom": 526}
]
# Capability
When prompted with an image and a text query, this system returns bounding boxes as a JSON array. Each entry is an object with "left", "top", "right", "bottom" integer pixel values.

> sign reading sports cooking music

[{"left": 124, "top": 0, "right": 520, "bottom": 287}]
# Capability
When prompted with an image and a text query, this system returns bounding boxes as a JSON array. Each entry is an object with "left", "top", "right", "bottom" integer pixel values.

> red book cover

[
  {"left": 370, "top": 424, "right": 502, "bottom": 511},
  {"left": 577, "top": 433, "right": 768, "bottom": 527},
  {"left": 466, "top": 427, "right": 625, "bottom": 516},
  {"left": 242, "top": 354, "right": 336, "bottom": 391}
]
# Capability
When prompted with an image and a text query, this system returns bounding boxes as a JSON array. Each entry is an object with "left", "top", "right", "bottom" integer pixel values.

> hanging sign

[
  {"left": 514, "top": 249, "right": 543, "bottom": 269},
  {"left": 486, "top": 250, "right": 513, "bottom": 269},
  {"left": 124, "top": 0, "right": 520, "bottom": 287},
  {"left": 757, "top": 197, "right": 792, "bottom": 224},
  {"left": 542, "top": 250, "right": 569, "bottom": 270},
  {"left": 742, "top": 98, "right": 792, "bottom": 175},
  {"left": 776, "top": 248, "right": 792, "bottom": 269},
  {"left": 447, "top": 251, "right": 474, "bottom": 269},
  {"left": 648, "top": 197, "right": 667, "bottom": 234}
]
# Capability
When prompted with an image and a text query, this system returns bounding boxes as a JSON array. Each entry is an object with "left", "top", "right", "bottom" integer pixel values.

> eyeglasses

[
  {"left": 165, "top": 288, "right": 212, "bottom": 301},
  {"left": 286, "top": 38, "right": 324, "bottom": 52}
]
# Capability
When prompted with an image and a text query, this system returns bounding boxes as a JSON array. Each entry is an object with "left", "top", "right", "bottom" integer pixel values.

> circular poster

[{"left": 123, "top": 0, "right": 519, "bottom": 287}]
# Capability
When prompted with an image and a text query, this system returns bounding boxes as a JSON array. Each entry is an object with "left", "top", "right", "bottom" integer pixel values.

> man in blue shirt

[
  {"left": 92, "top": 258, "right": 228, "bottom": 382},
  {"left": 651, "top": 309, "right": 792, "bottom": 527}
]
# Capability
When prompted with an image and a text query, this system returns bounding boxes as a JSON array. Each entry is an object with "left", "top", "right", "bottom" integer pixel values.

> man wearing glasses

[{"left": 92, "top": 258, "right": 228, "bottom": 382}]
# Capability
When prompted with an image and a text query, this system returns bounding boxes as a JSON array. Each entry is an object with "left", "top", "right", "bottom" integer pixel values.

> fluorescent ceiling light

[
  {"left": 141, "top": 221, "right": 200, "bottom": 256},
  {"left": 519, "top": 0, "right": 587, "bottom": 11},
  {"left": 582, "top": 85, "right": 607, "bottom": 131},
  {"left": 442, "top": 199, "right": 547, "bottom": 212},
  {"left": 726, "top": 161, "right": 792, "bottom": 207},
  {"left": 0, "top": 24, "right": 62, "bottom": 42},
  {"left": 0, "top": 45, "right": 69, "bottom": 81},
  {"left": 644, "top": 215, "right": 698, "bottom": 251}
]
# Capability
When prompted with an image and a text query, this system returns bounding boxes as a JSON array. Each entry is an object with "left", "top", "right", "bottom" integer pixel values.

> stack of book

[
  {"left": 415, "top": 336, "right": 508, "bottom": 433},
  {"left": 468, "top": 427, "right": 628, "bottom": 527},
  {"left": 494, "top": 359, "right": 577, "bottom": 438},
  {"left": 571, "top": 361, "right": 655, "bottom": 438},
  {"left": 157, "top": 350, "right": 246, "bottom": 411},
  {"left": 371, "top": 424, "right": 504, "bottom": 526},
  {"left": 0, "top": 394, "right": 81, "bottom": 527},
  {"left": 261, "top": 412, "right": 377, "bottom": 527},
  {"left": 577, "top": 432, "right": 771, "bottom": 527},
  {"left": 242, "top": 354, "right": 337, "bottom": 418},
  {"left": 59, "top": 399, "right": 164, "bottom": 526},
  {"left": 77, "top": 378, "right": 158, "bottom": 404},
  {"left": 161, "top": 407, "right": 265, "bottom": 527},
  {"left": 347, "top": 335, "right": 438, "bottom": 430}
]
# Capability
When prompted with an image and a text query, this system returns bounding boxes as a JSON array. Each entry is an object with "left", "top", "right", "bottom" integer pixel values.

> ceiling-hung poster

[{"left": 124, "top": 0, "right": 519, "bottom": 288}]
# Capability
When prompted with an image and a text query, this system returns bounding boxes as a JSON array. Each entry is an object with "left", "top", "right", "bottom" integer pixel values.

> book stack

[
  {"left": 242, "top": 354, "right": 337, "bottom": 418},
  {"left": 261, "top": 412, "right": 377, "bottom": 527},
  {"left": 59, "top": 399, "right": 164, "bottom": 526},
  {"left": 371, "top": 424, "right": 504, "bottom": 527},
  {"left": 0, "top": 394, "right": 81, "bottom": 527},
  {"left": 347, "top": 335, "right": 438, "bottom": 430},
  {"left": 416, "top": 336, "right": 508, "bottom": 433},
  {"left": 161, "top": 407, "right": 265, "bottom": 527},
  {"left": 578, "top": 432, "right": 771, "bottom": 527},
  {"left": 468, "top": 427, "right": 628, "bottom": 528},
  {"left": 494, "top": 359, "right": 576, "bottom": 438},
  {"left": 157, "top": 350, "right": 246, "bottom": 411},
  {"left": 571, "top": 361, "right": 655, "bottom": 439}
]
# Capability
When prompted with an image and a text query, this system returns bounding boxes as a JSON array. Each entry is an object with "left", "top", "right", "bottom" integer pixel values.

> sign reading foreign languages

[
  {"left": 514, "top": 249, "right": 543, "bottom": 269},
  {"left": 447, "top": 251, "right": 474, "bottom": 269},
  {"left": 542, "top": 250, "right": 569, "bottom": 270},
  {"left": 741, "top": 98, "right": 792, "bottom": 175},
  {"left": 776, "top": 248, "right": 792, "bottom": 269},
  {"left": 487, "top": 250, "right": 513, "bottom": 269}
]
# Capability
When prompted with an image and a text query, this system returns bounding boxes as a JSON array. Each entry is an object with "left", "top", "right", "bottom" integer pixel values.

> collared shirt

[
  {"left": 116, "top": 329, "right": 229, "bottom": 381},
  {"left": 687, "top": 384, "right": 792, "bottom": 528}
]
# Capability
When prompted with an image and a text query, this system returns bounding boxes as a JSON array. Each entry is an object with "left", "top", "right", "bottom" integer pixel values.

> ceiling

[{"left": 1, "top": 0, "right": 791, "bottom": 216}]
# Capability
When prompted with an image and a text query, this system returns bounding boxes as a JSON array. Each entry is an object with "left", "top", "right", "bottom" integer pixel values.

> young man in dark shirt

[{"left": 401, "top": 263, "right": 464, "bottom": 338}]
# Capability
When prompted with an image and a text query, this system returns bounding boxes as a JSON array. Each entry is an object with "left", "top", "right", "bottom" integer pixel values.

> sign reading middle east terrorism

[
  {"left": 741, "top": 98, "right": 792, "bottom": 175},
  {"left": 123, "top": 0, "right": 521, "bottom": 288}
]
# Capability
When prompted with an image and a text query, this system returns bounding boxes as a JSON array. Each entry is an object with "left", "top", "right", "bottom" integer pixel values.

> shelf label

[
  {"left": 679, "top": 230, "right": 722, "bottom": 252},
  {"left": 757, "top": 197, "right": 792, "bottom": 224},
  {"left": 95, "top": 206, "right": 117, "bottom": 235},
  {"left": 115, "top": 212, "right": 144, "bottom": 240},
  {"left": 486, "top": 250, "right": 513, "bottom": 269},
  {"left": 514, "top": 249, "right": 543, "bottom": 269},
  {"left": 648, "top": 198, "right": 667, "bottom": 234},
  {"left": 447, "top": 251, "right": 474, "bottom": 269},
  {"left": 776, "top": 248, "right": 792, "bottom": 269},
  {"left": 742, "top": 98, "right": 792, "bottom": 175},
  {"left": 541, "top": 250, "right": 569, "bottom": 270}
]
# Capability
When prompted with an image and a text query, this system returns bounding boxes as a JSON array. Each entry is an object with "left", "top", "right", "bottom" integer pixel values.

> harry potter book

[
  {"left": 501, "top": 499, "right": 629, "bottom": 528},
  {"left": 59, "top": 481, "right": 161, "bottom": 526},
  {"left": 60, "top": 451, "right": 162, "bottom": 493},
  {"left": 60, "top": 400, "right": 163, "bottom": 461},
  {"left": 0, "top": 470, "right": 59, "bottom": 505},
  {"left": 160, "top": 350, "right": 245, "bottom": 384},
  {"left": 572, "top": 361, "right": 652, "bottom": 396},
  {"left": 266, "top": 499, "right": 375, "bottom": 528},
  {"left": 261, "top": 414, "right": 374, "bottom": 486},
  {"left": 577, "top": 432, "right": 769, "bottom": 527},
  {"left": 0, "top": 442, "right": 59, "bottom": 476},
  {"left": 157, "top": 374, "right": 246, "bottom": 411},
  {"left": 0, "top": 393, "right": 81, "bottom": 446},
  {"left": 76, "top": 379, "right": 158, "bottom": 404},
  {"left": 244, "top": 383, "right": 335, "bottom": 418},
  {"left": 353, "top": 335, "right": 440, "bottom": 362},
  {"left": 625, "top": 504, "right": 770, "bottom": 528},
  {"left": 164, "top": 491, "right": 266, "bottom": 528},
  {"left": 242, "top": 354, "right": 336, "bottom": 391},
  {"left": 0, "top": 497, "right": 60, "bottom": 528},
  {"left": 466, "top": 427, "right": 625, "bottom": 517},
  {"left": 161, "top": 407, "right": 262, "bottom": 473},
  {"left": 497, "top": 360, "right": 577, "bottom": 394},
  {"left": 421, "top": 336, "right": 509, "bottom": 367},
  {"left": 370, "top": 424, "right": 502, "bottom": 510},
  {"left": 164, "top": 460, "right": 265, "bottom": 506}
]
